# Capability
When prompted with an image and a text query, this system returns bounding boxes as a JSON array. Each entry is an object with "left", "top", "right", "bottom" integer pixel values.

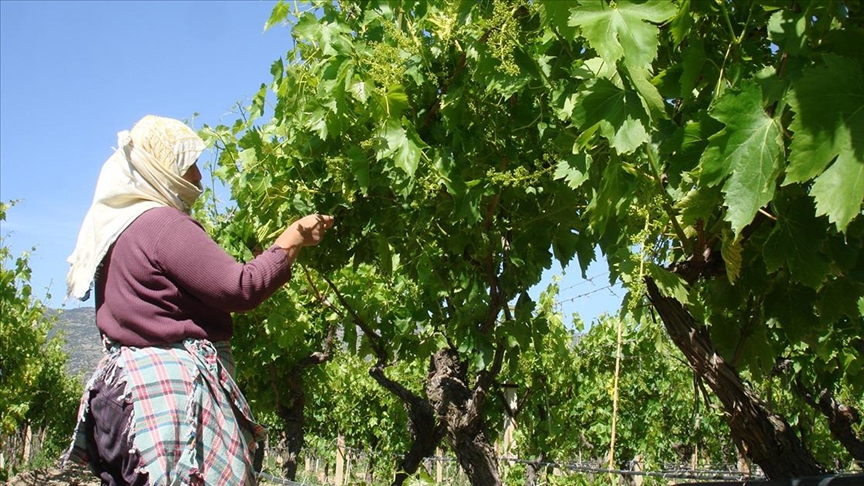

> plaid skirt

[{"left": 63, "top": 338, "right": 267, "bottom": 485}]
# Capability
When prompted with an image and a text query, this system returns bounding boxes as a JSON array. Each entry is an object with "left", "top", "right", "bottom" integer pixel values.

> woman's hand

[{"left": 275, "top": 214, "right": 335, "bottom": 264}]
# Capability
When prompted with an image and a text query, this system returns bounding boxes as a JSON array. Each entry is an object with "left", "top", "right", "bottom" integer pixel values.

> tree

[
  {"left": 0, "top": 202, "right": 81, "bottom": 480},
  {"left": 207, "top": 0, "right": 863, "bottom": 480},
  {"left": 504, "top": 281, "right": 737, "bottom": 485}
]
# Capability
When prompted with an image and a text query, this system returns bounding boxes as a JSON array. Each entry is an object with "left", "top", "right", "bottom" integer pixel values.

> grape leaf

[
  {"left": 668, "top": 0, "right": 692, "bottom": 47},
  {"left": 679, "top": 37, "right": 705, "bottom": 102},
  {"left": 810, "top": 155, "right": 864, "bottom": 234},
  {"left": 374, "top": 119, "right": 421, "bottom": 177},
  {"left": 767, "top": 9, "right": 806, "bottom": 55},
  {"left": 785, "top": 55, "right": 864, "bottom": 233},
  {"left": 264, "top": 0, "right": 289, "bottom": 31},
  {"left": 569, "top": 0, "right": 678, "bottom": 70},
  {"left": 765, "top": 283, "right": 820, "bottom": 344},
  {"left": 675, "top": 184, "right": 722, "bottom": 227},
  {"left": 648, "top": 263, "right": 689, "bottom": 304},
  {"left": 539, "top": 0, "right": 578, "bottom": 40},
  {"left": 763, "top": 196, "right": 830, "bottom": 289},
  {"left": 571, "top": 77, "right": 649, "bottom": 154},
  {"left": 554, "top": 153, "right": 592, "bottom": 189},
  {"left": 721, "top": 228, "right": 742, "bottom": 285},
  {"left": 622, "top": 64, "right": 666, "bottom": 120},
  {"left": 700, "top": 82, "right": 783, "bottom": 235},
  {"left": 819, "top": 278, "right": 863, "bottom": 325}
]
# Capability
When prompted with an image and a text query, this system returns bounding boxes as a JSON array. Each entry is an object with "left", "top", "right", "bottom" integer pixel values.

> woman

[{"left": 63, "top": 115, "right": 333, "bottom": 485}]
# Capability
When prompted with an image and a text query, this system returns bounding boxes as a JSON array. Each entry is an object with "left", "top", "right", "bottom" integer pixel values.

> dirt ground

[
  {"left": 6, "top": 463, "right": 100, "bottom": 485},
  {"left": 6, "top": 463, "right": 287, "bottom": 485}
]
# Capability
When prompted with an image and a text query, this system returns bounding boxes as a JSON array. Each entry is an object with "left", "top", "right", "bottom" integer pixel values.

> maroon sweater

[{"left": 95, "top": 207, "right": 292, "bottom": 347}]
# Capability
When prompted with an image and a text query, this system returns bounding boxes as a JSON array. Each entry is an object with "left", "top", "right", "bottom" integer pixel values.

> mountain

[{"left": 49, "top": 307, "right": 103, "bottom": 381}]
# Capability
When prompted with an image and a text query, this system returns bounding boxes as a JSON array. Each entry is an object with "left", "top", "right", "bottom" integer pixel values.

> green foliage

[
  {"left": 505, "top": 284, "right": 735, "bottom": 476},
  {"left": 205, "top": 0, "right": 864, "bottom": 476},
  {"left": 305, "top": 352, "right": 419, "bottom": 466},
  {"left": 0, "top": 202, "right": 82, "bottom": 480},
  {"left": 699, "top": 82, "right": 783, "bottom": 235},
  {"left": 569, "top": 0, "right": 677, "bottom": 71}
]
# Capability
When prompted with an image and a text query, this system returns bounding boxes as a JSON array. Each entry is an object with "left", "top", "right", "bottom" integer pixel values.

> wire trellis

[{"left": 257, "top": 442, "right": 767, "bottom": 485}]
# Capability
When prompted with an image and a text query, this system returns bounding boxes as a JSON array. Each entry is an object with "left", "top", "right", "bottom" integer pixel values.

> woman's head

[
  {"left": 129, "top": 115, "right": 203, "bottom": 179},
  {"left": 124, "top": 115, "right": 206, "bottom": 210}
]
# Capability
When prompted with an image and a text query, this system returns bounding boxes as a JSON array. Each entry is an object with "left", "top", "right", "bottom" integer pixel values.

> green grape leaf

[
  {"left": 720, "top": 228, "right": 743, "bottom": 285},
  {"left": 675, "top": 184, "right": 722, "bottom": 227},
  {"left": 347, "top": 145, "right": 370, "bottom": 193},
  {"left": 264, "top": 0, "right": 289, "bottom": 31},
  {"left": 647, "top": 263, "right": 689, "bottom": 304},
  {"left": 622, "top": 64, "right": 666, "bottom": 120},
  {"left": 374, "top": 119, "right": 421, "bottom": 177},
  {"left": 554, "top": 153, "right": 592, "bottom": 189},
  {"left": 540, "top": 0, "right": 578, "bottom": 40},
  {"left": 293, "top": 12, "right": 352, "bottom": 57},
  {"left": 819, "top": 278, "right": 863, "bottom": 325},
  {"left": 679, "top": 37, "right": 705, "bottom": 102},
  {"left": 809, "top": 154, "right": 864, "bottom": 234},
  {"left": 572, "top": 77, "right": 649, "bottom": 154},
  {"left": 763, "top": 196, "right": 830, "bottom": 289},
  {"left": 552, "top": 225, "right": 580, "bottom": 267},
  {"left": 785, "top": 55, "right": 864, "bottom": 233},
  {"left": 767, "top": 9, "right": 806, "bottom": 55},
  {"left": 700, "top": 82, "right": 783, "bottom": 235},
  {"left": 569, "top": 0, "right": 677, "bottom": 70},
  {"left": 765, "top": 283, "right": 820, "bottom": 344},
  {"left": 668, "top": 0, "right": 692, "bottom": 47},
  {"left": 384, "top": 84, "right": 409, "bottom": 120}
]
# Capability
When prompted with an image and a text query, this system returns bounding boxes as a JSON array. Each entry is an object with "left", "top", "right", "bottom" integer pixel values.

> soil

[
  {"left": 6, "top": 463, "right": 287, "bottom": 485},
  {"left": 6, "top": 463, "right": 99, "bottom": 485}
]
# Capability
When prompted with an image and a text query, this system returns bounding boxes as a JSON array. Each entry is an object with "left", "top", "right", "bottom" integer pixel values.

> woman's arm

[{"left": 154, "top": 213, "right": 333, "bottom": 312}]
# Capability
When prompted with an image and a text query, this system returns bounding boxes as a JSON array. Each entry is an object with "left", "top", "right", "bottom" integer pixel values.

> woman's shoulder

[
  {"left": 131, "top": 206, "right": 203, "bottom": 233},
  {"left": 137, "top": 206, "right": 196, "bottom": 223}
]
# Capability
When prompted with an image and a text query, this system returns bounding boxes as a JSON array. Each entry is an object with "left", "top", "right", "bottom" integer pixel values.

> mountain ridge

[{"left": 49, "top": 307, "right": 102, "bottom": 381}]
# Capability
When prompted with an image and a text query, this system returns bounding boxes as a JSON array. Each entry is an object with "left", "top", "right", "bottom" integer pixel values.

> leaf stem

[
  {"left": 714, "top": 42, "right": 733, "bottom": 100},
  {"left": 644, "top": 146, "right": 691, "bottom": 255},
  {"left": 736, "top": 1, "right": 756, "bottom": 46},
  {"left": 719, "top": 1, "right": 737, "bottom": 44}
]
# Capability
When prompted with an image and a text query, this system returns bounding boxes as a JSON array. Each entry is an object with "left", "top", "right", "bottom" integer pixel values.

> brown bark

[
  {"left": 645, "top": 277, "right": 825, "bottom": 478},
  {"left": 269, "top": 323, "right": 336, "bottom": 480},
  {"left": 269, "top": 362, "right": 306, "bottom": 480},
  {"left": 324, "top": 274, "right": 448, "bottom": 485},
  {"left": 524, "top": 452, "right": 545, "bottom": 486},
  {"left": 426, "top": 348, "right": 501, "bottom": 486},
  {"left": 795, "top": 379, "right": 864, "bottom": 463},
  {"left": 369, "top": 363, "right": 446, "bottom": 486}
]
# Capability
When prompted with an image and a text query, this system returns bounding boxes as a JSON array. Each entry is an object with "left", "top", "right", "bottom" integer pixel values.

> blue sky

[{"left": 0, "top": 1, "right": 622, "bottom": 323}]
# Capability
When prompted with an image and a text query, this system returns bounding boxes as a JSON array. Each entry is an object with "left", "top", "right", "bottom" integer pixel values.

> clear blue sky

[{"left": 0, "top": 1, "right": 622, "bottom": 323}]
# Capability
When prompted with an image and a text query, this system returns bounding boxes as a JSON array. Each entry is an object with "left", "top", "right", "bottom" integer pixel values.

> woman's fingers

[{"left": 295, "top": 214, "right": 334, "bottom": 246}]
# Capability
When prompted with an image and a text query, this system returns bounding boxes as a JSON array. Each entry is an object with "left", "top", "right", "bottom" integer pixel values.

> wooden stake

[
  {"left": 502, "top": 384, "right": 518, "bottom": 459},
  {"left": 609, "top": 317, "right": 623, "bottom": 477},
  {"left": 335, "top": 434, "right": 346, "bottom": 485}
]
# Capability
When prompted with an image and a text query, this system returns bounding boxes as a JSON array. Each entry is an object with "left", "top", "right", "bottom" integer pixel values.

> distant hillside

[{"left": 49, "top": 307, "right": 102, "bottom": 381}]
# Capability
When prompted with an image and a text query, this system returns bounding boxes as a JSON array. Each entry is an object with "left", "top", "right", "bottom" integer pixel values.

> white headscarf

[{"left": 66, "top": 115, "right": 206, "bottom": 301}]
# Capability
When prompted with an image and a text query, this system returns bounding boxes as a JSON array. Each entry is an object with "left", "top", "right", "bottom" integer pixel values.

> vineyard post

[
  {"left": 22, "top": 423, "right": 32, "bottom": 466},
  {"left": 609, "top": 316, "right": 624, "bottom": 476},
  {"left": 502, "top": 383, "right": 518, "bottom": 460},
  {"left": 632, "top": 454, "right": 644, "bottom": 486},
  {"left": 335, "top": 434, "right": 345, "bottom": 485},
  {"left": 436, "top": 447, "right": 443, "bottom": 483}
]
